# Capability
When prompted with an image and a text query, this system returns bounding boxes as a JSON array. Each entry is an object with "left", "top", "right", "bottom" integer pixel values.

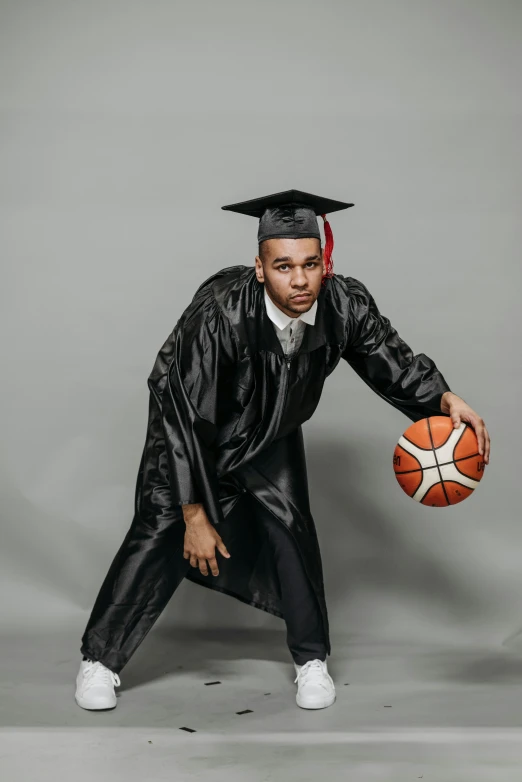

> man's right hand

[{"left": 182, "top": 503, "right": 231, "bottom": 577}]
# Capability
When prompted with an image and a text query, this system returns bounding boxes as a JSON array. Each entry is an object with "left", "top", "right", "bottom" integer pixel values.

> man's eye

[{"left": 278, "top": 262, "right": 317, "bottom": 271}]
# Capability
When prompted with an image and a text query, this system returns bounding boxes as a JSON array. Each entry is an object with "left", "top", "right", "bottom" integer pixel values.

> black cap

[{"left": 221, "top": 189, "right": 354, "bottom": 243}]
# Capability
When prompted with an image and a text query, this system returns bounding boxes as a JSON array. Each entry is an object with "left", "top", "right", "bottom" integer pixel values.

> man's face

[{"left": 255, "top": 238, "right": 326, "bottom": 318}]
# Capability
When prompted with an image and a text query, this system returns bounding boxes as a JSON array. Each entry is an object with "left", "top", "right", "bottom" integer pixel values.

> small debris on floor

[
  {"left": 204, "top": 681, "right": 221, "bottom": 686},
  {"left": 264, "top": 693, "right": 271, "bottom": 696},
  {"left": 236, "top": 709, "right": 253, "bottom": 715},
  {"left": 344, "top": 683, "right": 350, "bottom": 686},
  {"left": 148, "top": 741, "right": 152, "bottom": 744},
  {"left": 384, "top": 705, "right": 392, "bottom": 708},
  {"left": 179, "top": 727, "right": 197, "bottom": 733}
]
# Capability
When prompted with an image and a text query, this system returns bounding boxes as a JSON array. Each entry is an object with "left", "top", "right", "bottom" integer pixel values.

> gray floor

[{"left": 3, "top": 626, "right": 522, "bottom": 781}]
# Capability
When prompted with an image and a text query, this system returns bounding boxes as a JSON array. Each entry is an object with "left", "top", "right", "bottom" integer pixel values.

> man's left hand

[{"left": 440, "top": 391, "right": 490, "bottom": 465}]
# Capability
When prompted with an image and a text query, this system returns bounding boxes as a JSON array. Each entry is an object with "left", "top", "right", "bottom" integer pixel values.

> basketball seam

[
  {"left": 427, "top": 418, "right": 449, "bottom": 505},
  {"left": 394, "top": 451, "right": 481, "bottom": 475},
  {"left": 453, "top": 458, "right": 483, "bottom": 480},
  {"left": 401, "top": 422, "right": 469, "bottom": 452},
  {"left": 401, "top": 433, "right": 432, "bottom": 451}
]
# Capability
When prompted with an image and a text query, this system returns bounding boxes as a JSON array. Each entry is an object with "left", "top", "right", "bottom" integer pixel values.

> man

[{"left": 75, "top": 189, "right": 490, "bottom": 712}]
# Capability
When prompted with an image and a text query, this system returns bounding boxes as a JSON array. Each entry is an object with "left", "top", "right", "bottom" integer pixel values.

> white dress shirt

[{"left": 264, "top": 287, "right": 317, "bottom": 367}]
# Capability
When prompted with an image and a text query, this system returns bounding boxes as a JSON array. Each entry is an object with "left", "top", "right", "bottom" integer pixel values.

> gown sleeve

[
  {"left": 161, "top": 286, "right": 238, "bottom": 525},
  {"left": 141, "top": 284, "right": 237, "bottom": 530},
  {"left": 340, "top": 276, "right": 452, "bottom": 423}
]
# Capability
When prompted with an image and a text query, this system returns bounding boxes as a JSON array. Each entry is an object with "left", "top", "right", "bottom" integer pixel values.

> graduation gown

[{"left": 135, "top": 265, "right": 451, "bottom": 656}]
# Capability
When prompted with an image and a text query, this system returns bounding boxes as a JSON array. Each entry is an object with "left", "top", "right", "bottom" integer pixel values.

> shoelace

[
  {"left": 294, "top": 658, "right": 331, "bottom": 687},
  {"left": 83, "top": 661, "right": 121, "bottom": 690}
]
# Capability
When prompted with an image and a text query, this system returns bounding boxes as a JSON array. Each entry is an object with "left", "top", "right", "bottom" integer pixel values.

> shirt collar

[{"left": 264, "top": 286, "right": 317, "bottom": 331}]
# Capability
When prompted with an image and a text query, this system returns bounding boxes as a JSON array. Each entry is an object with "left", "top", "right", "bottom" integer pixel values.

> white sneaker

[
  {"left": 75, "top": 659, "right": 121, "bottom": 710},
  {"left": 294, "top": 658, "right": 336, "bottom": 709}
]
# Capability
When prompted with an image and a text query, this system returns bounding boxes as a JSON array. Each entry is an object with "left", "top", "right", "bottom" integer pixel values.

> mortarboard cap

[
  {"left": 221, "top": 188, "right": 353, "bottom": 243},
  {"left": 221, "top": 188, "right": 354, "bottom": 279}
]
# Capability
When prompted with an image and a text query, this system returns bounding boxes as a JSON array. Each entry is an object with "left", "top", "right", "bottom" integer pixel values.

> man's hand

[
  {"left": 181, "top": 503, "right": 231, "bottom": 577},
  {"left": 440, "top": 391, "right": 490, "bottom": 465}
]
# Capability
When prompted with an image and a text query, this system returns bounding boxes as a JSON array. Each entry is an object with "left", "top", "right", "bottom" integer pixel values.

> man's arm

[
  {"left": 180, "top": 501, "right": 205, "bottom": 522},
  {"left": 160, "top": 287, "right": 237, "bottom": 525},
  {"left": 340, "top": 276, "right": 452, "bottom": 422},
  {"left": 339, "top": 276, "right": 491, "bottom": 463}
]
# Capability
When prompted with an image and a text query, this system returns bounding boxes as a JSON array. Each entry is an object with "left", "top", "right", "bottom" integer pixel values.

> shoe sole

[
  {"left": 296, "top": 693, "right": 336, "bottom": 710},
  {"left": 75, "top": 693, "right": 117, "bottom": 711}
]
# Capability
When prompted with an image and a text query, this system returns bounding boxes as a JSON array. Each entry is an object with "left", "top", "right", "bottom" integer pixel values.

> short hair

[{"left": 258, "top": 240, "right": 268, "bottom": 262}]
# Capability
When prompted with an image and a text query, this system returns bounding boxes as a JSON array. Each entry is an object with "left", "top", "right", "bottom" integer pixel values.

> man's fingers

[
  {"left": 484, "top": 428, "right": 491, "bottom": 464},
  {"left": 451, "top": 413, "right": 490, "bottom": 464},
  {"left": 183, "top": 532, "right": 231, "bottom": 576},
  {"left": 475, "top": 421, "right": 486, "bottom": 456},
  {"left": 216, "top": 539, "right": 231, "bottom": 558},
  {"left": 474, "top": 419, "right": 490, "bottom": 463},
  {"left": 207, "top": 556, "right": 219, "bottom": 577}
]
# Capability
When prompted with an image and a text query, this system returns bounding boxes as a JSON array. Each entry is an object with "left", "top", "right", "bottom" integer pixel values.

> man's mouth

[{"left": 291, "top": 294, "right": 311, "bottom": 301}]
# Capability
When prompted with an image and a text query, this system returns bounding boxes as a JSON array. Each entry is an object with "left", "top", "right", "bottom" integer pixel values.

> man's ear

[
  {"left": 255, "top": 255, "right": 264, "bottom": 283},
  {"left": 321, "top": 246, "right": 326, "bottom": 275}
]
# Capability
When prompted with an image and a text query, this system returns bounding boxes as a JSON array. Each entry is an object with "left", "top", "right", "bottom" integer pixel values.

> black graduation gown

[{"left": 135, "top": 265, "right": 452, "bottom": 656}]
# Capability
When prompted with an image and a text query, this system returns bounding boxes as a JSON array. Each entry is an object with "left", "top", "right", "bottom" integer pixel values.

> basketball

[{"left": 393, "top": 416, "right": 485, "bottom": 506}]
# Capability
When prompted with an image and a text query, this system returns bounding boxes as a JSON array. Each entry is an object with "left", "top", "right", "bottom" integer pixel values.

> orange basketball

[{"left": 393, "top": 416, "right": 485, "bottom": 506}]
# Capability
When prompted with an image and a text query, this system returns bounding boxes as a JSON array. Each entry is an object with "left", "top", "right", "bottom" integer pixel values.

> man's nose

[{"left": 291, "top": 271, "right": 308, "bottom": 286}]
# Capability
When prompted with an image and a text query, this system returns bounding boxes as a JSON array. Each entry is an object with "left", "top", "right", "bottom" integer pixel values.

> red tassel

[{"left": 321, "top": 213, "right": 334, "bottom": 284}]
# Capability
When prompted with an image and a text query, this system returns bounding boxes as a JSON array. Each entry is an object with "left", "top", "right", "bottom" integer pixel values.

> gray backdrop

[{"left": 1, "top": 0, "right": 520, "bottom": 656}]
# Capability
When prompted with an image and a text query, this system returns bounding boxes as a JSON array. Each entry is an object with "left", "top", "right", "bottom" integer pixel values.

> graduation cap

[{"left": 221, "top": 189, "right": 354, "bottom": 277}]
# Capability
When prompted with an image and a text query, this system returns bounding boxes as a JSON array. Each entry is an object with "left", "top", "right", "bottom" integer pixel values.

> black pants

[{"left": 80, "top": 493, "right": 327, "bottom": 673}]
